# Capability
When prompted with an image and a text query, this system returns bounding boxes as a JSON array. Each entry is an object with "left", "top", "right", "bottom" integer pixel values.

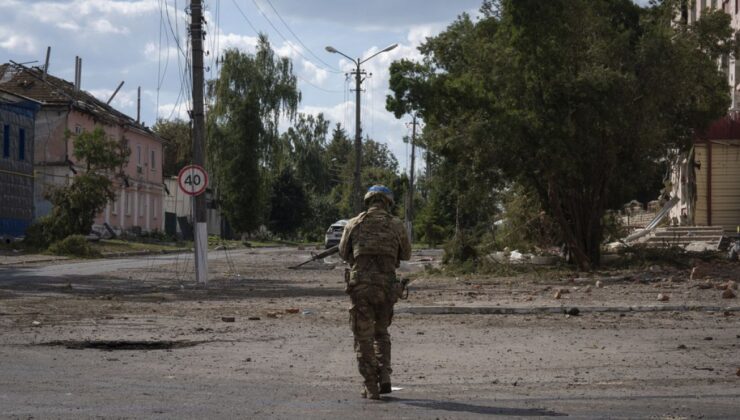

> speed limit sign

[{"left": 177, "top": 164, "right": 208, "bottom": 196}]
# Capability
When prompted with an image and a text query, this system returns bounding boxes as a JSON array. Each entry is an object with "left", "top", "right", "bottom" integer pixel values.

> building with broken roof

[
  {"left": 0, "top": 90, "right": 39, "bottom": 238},
  {"left": 0, "top": 62, "right": 164, "bottom": 236}
]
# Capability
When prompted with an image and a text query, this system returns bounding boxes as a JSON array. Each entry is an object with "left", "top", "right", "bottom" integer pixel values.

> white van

[{"left": 324, "top": 219, "right": 348, "bottom": 248}]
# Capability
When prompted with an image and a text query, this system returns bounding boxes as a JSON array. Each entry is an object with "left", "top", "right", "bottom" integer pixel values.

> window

[
  {"left": 2, "top": 125, "right": 9, "bottom": 158},
  {"left": 152, "top": 196, "right": 157, "bottom": 219},
  {"left": 137, "top": 144, "right": 142, "bottom": 165},
  {"left": 74, "top": 125, "right": 82, "bottom": 135},
  {"left": 150, "top": 149, "right": 156, "bottom": 170},
  {"left": 18, "top": 128, "right": 25, "bottom": 161},
  {"left": 139, "top": 194, "right": 145, "bottom": 217},
  {"left": 125, "top": 191, "right": 131, "bottom": 216}
]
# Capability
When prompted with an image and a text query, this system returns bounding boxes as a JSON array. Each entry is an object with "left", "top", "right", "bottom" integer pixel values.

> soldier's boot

[
  {"left": 378, "top": 369, "right": 392, "bottom": 394},
  {"left": 375, "top": 338, "right": 392, "bottom": 394},
  {"left": 357, "top": 339, "right": 379, "bottom": 399},
  {"left": 361, "top": 382, "right": 380, "bottom": 400}
]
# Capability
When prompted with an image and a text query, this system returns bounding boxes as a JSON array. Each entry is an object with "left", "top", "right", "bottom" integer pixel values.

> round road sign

[{"left": 177, "top": 164, "right": 208, "bottom": 196}]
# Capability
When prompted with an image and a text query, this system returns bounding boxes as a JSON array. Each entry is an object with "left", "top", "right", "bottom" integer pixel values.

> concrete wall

[
  {"left": 163, "top": 176, "right": 221, "bottom": 236},
  {"left": 0, "top": 98, "right": 36, "bottom": 237}
]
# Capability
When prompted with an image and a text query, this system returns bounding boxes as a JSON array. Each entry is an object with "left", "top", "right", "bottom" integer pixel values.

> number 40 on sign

[{"left": 177, "top": 164, "right": 209, "bottom": 196}]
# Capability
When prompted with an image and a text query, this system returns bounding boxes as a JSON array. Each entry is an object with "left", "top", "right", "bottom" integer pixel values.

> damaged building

[
  {"left": 0, "top": 61, "right": 164, "bottom": 237},
  {"left": 0, "top": 91, "right": 39, "bottom": 239}
]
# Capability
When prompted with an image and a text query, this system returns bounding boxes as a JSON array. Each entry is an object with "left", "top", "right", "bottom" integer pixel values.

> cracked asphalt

[{"left": 1, "top": 247, "right": 739, "bottom": 419}]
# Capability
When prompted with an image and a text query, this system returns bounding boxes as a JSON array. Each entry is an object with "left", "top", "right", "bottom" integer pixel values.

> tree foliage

[
  {"left": 207, "top": 34, "right": 300, "bottom": 233},
  {"left": 387, "top": 0, "right": 733, "bottom": 269},
  {"left": 26, "top": 127, "right": 130, "bottom": 246},
  {"left": 268, "top": 167, "right": 310, "bottom": 238},
  {"left": 153, "top": 118, "right": 191, "bottom": 177}
]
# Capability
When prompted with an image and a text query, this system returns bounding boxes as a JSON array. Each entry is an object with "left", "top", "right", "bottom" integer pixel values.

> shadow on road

[{"left": 385, "top": 397, "right": 567, "bottom": 416}]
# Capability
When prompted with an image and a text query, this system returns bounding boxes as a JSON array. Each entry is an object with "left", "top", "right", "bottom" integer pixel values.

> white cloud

[
  {"left": 299, "top": 102, "right": 353, "bottom": 129},
  {"left": 143, "top": 42, "right": 179, "bottom": 63},
  {"left": 24, "top": 0, "right": 157, "bottom": 34},
  {"left": 158, "top": 102, "right": 191, "bottom": 121},
  {"left": 0, "top": 30, "right": 37, "bottom": 54},
  {"left": 407, "top": 24, "right": 440, "bottom": 48},
  {"left": 91, "top": 18, "right": 130, "bottom": 35},
  {"left": 88, "top": 88, "right": 137, "bottom": 109},
  {"left": 301, "top": 60, "right": 328, "bottom": 85},
  {"left": 219, "top": 33, "right": 259, "bottom": 54},
  {"left": 275, "top": 40, "right": 302, "bottom": 60}
]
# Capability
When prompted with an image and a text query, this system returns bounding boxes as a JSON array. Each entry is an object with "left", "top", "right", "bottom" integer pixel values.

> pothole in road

[{"left": 39, "top": 340, "right": 204, "bottom": 350}]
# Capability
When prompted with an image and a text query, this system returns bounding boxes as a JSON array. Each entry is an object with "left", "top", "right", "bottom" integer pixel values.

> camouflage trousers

[{"left": 348, "top": 283, "right": 394, "bottom": 391}]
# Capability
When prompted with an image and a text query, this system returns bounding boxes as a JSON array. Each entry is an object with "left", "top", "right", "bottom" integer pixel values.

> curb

[
  {"left": 0, "top": 257, "right": 69, "bottom": 266},
  {"left": 395, "top": 305, "right": 740, "bottom": 316},
  {"left": 0, "top": 249, "right": 191, "bottom": 266},
  {"left": 100, "top": 248, "right": 191, "bottom": 258}
]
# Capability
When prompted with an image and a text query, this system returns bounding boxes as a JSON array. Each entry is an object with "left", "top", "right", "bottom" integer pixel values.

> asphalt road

[{"left": 1, "top": 248, "right": 738, "bottom": 419}]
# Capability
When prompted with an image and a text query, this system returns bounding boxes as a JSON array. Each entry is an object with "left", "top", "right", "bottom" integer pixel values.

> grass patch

[
  {"left": 92, "top": 239, "right": 188, "bottom": 255},
  {"left": 48, "top": 235, "right": 100, "bottom": 258}
]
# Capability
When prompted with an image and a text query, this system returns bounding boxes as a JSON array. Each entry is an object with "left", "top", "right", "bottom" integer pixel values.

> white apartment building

[{"left": 688, "top": 0, "right": 740, "bottom": 108}]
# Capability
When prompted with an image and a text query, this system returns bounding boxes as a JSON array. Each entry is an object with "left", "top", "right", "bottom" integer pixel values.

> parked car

[{"left": 324, "top": 219, "right": 348, "bottom": 248}]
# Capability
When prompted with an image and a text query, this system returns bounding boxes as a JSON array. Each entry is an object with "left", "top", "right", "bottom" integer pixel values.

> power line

[
  {"left": 262, "top": 0, "right": 341, "bottom": 72},
  {"left": 249, "top": 0, "right": 342, "bottom": 74},
  {"left": 231, "top": 0, "right": 261, "bottom": 35},
  {"left": 229, "top": 0, "right": 343, "bottom": 94}
]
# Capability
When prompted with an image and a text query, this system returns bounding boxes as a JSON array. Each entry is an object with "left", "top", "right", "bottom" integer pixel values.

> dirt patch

[{"left": 38, "top": 340, "right": 203, "bottom": 351}]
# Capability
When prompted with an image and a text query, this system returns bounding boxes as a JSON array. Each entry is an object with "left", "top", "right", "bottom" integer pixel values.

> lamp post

[{"left": 326, "top": 43, "right": 398, "bottom": 214}]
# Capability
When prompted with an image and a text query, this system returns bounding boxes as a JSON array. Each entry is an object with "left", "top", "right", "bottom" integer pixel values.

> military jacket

[{"left": 338, "top": 205, "right": 412, "bottom": 273}]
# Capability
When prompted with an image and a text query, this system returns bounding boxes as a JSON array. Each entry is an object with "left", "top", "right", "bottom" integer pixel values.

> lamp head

[{"left": 382, "top": 43, "right": 398, "bottom": 53}]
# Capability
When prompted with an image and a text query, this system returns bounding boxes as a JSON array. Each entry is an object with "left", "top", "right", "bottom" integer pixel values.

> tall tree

[
  {"left": 152, "top": 118, "right": 191, "bottom": 177},
  {"left": 387, "top": 0, "right": 733, "bottom": 269},
  {"left": 281, "top": 113, "right": 331, "bottom": 194},
  {"left": 207, "top": 34, "right": 300, "bottom": 233}
]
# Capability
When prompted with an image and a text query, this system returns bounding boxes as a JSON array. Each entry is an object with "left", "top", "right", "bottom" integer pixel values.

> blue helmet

[{"left": 364, "top": 184, "right": 394, "bottom": 206}]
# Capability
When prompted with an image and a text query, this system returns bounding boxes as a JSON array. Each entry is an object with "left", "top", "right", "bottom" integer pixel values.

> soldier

[{"left": 339, "top": 185, "right": 412, "bottom": 400}]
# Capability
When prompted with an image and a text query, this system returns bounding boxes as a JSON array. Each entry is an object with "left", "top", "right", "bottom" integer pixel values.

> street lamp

[{"left": 325, "top": 43, "right": 398, "bottom": 214}]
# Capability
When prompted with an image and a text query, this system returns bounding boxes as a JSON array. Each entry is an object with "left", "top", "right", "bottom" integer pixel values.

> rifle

[{"left": 289, "top": 245, "right": 339, "bottom": 269}]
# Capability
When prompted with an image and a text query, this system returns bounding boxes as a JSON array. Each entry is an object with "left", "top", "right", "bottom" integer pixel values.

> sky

[
  {"left": 0, "top": 0, "right": 490, "bottom": 173},
  {"left": 0, "top": 0, "right": 653, "bottom": 173}
]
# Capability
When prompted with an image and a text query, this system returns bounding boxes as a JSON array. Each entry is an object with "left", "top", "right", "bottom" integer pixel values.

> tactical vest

[{"left": 351, "top": 209, "right": 399, "bottom": 260}]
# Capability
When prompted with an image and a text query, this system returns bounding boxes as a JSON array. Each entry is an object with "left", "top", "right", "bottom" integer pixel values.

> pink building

[{"left": 0, "top": 63, "right": 164, "bottom": 234}]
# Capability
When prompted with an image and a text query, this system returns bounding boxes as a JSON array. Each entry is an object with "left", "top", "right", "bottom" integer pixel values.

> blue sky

[{"left": 0, "top": 0, "right": 651, "bottom": 172}]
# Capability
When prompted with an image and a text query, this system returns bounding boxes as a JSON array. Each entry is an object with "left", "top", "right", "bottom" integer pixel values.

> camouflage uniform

[{"left": 339, "top": 202, "right": 411, "bottom": 399}]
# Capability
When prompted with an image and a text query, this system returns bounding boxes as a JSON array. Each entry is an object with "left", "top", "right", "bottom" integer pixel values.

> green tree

[
  {"left": 268, "top": 167, "right": 310, "bottom": 238},
  {"left": 207, "top": 34, "right": 300, "bottom": 233},
  {"left": 387, "top": 0, "right": 732, "bottom": 269},
  {"left": 152, "top": 118, "right": 191, "bottom": 177},
  {"left": 27, "top": 127, "right": 130, "bottom": 246},
  {"left": 281, "top": 113, "right": 331, "bottom": 194}
]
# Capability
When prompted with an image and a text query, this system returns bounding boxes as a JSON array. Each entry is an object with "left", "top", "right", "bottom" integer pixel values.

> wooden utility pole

[
  {"left": 190, "top": 0, "right": 208, "bottom": 285},
  {"left": 351, "top": 62, "right": 366, "bottom": 214},
  {"left": 406, "top": 115, "right": 418, "bottom": 242}
]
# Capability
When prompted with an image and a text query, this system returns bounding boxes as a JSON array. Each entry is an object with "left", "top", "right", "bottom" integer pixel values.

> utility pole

[
  {"left": 351, "top": 62, "right": 366, "bottom": 214},
  {"left": 190, "top": 0, "right": 208, "bottom": 285},
  {"left": 406, "top": 115, "right": 418, "bottom": 242},
  {"left": 325, "top": 44, "right": 397, "bottom": 214}
]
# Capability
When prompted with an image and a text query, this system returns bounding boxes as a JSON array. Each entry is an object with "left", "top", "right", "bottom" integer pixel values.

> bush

[
  {"left": 23, "top": 216, "right": 59, "bottom": 250},
  {"left": 48, "top": 235, "right": 100, "bottom": 258}
]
